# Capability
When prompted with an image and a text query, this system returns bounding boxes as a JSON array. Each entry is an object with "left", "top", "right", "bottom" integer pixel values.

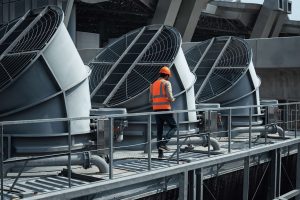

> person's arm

[{"left": 165, "top": 81, "right": 175, "bottom": 102}]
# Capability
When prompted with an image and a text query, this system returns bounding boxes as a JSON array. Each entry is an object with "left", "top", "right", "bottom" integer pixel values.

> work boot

[
  {"left": 158, "top": 145, "right": 170, "bottom": 151},
  {"left": 158, "top": 149, "right": 164, "bottom": 159}
]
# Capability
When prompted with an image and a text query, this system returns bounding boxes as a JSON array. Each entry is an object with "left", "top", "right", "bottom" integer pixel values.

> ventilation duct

[
  {"left": 89, "top": 25, "right": 197, "bottom": 122},
  {"left": 183, "top": 36, "right": 262, "bottom": 127},
  {"left": 0, "top": 6, "right": 91, "bottom": 156}
]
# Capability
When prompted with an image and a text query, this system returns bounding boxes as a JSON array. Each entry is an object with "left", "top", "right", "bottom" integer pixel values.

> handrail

[
  {"left": 0, "top": 101, "right": 299, "bottom": 199},
  {"left": 0, "top": 102, "right": 299, "bottom": 126}
]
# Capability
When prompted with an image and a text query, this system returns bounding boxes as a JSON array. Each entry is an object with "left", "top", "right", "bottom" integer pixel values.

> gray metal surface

[{"left": 0, "top": 6, "right": 91, "bottom": 156}]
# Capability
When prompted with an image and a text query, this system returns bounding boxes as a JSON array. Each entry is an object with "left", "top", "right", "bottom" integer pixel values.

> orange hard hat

[{"left": 159, "top": 66, "right": 171, "bottom": 76}]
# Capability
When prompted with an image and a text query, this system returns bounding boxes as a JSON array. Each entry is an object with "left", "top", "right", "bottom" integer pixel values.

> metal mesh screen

[
  {"left": 0, "top": 7, "right": 62, "bottom": 91},
  {"left": 89, "top": 25, "right": 181, "bottom": 107},
  {"left": 185, "top": 37, "right": 251, "bottom": 103}
]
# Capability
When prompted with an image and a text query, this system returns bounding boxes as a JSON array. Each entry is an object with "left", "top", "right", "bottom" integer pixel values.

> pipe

[
  {"left": 231, "top": 125, "right": 284, "bottom": 138},
  {"left": 151, "top": 135, "right": 221, "bottom": 151},
  {"left": 3, "top": 152, "right": 108, "bottom": 177}
]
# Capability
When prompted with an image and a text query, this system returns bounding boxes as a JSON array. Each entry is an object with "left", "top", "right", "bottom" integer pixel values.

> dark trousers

[{"left": 155, "top": 112, "right": 177, "bottom": 149}]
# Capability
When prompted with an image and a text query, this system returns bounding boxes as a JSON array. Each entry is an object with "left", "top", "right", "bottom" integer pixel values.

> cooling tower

[
  {"left": 89, "top": 25, "right": 197, "bottom": 122},
  {"left": 0, "top": 6, "right": 91, "bottom": 156},
  {"left": 183, "top": 36, "right": 262, "bottom": 126}
]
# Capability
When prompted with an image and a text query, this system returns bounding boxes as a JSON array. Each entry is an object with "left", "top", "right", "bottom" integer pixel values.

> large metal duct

[
  {"left": 0, "top": 6, "right": 91, "bottom": 156},
  {"left": 183, "top": 36, "right": 262, "bottom": 127},
  {"left": 89, "top": 25, "right": 197, "bottom": 122}
]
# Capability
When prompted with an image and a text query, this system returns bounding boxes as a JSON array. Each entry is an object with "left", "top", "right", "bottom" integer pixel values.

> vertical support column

[
  {"left": 207, "top": 110, "right": 211, "bottom": 157},
  {"left": 147, "top": 115, "right": 152, "bottom": 171},
  {"left": 188, "top": 170, "right": 197, "bottom": 200},
  {"left": 270, "top": 14, "right": 288, "bottom": 37},
  {"left": 174, "top": 0, "right": 209, "bottom": 42},
  {"left": 151, "top": 0, "right": 182, "bottom": 26},
  {"left": 25, "top": 0, "right": 32, "bottom": 13},
  {"left": 31, "top": 0, "right": 37, "bottom": 9},
  {"left": 295, "top": 104, "right": 298, "bottom": 138},
  {"left": 296, "top": 144, "right": 300, "bottom": 200},
  {"left": 64, "top": 0, "right": 74, "bottom": 27},
  {"left": 196, "top": 168, "right": 204, "bottom": 200},
  {"left": 177, "top": 113, "right": 180, "bottom": 164},
  {"left": 179, "top": 171, "right": 188, "bottom": 200},
  {"left": 276, "top": 148, "right": 281, "bottom": 197},
  {"left": 243, "top": 156, "right": 250, "bottom": 200},
  {"left": 267, "top": 149, "right": 278, "bottom": 200},
  {"left": 228, "top": 109, "right": 232, "bottom": 153},
  {"left": 2, "top": 0, "right": 9, "bottom": 24},
  {"left": 9, "top": 0, "right": 15, "bottom": 21},
  {"left": 109, "top": 117, "right": 114, "bottom": 179}
]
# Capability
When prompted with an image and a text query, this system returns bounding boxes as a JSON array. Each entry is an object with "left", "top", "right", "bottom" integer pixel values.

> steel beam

[
  {"left": 251, "top": 0, "right": 287, "bottom": 38},
  {"left": 270, "top": 14, "right": 288, "bottom": 37},
  {"left": 151, "top": 0, "right": 182, "bottom": 26},
  {"left": 174, "top": 0, "right": 209, "bottom": 42}
]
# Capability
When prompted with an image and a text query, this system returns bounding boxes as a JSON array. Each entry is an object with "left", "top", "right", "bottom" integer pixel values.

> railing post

[
  {"left": 147, "top": 114, "right": 152, "bottom": 171},
  {"left": 228, "top": 109, "right": 232, "bottom": 153},
  {"left": 109, "top": 117, "right": 114, "bottom": 179},
  {"left": 1, "top": 124, "right": 3, "bottom": 200},
  {"left": 296, "top": 144, "right": 300, "bottom": 200},
  {"left": 68, "top": 119, "right": 72, "bottom": 188},
  {"left": 208, "top": 110, "right": 211, "bottom": 157},
  {"left": 177, "top": 113, "right": 180, "bottom": 164},
  {"left": 249, "top": 107, "right": 252, "bottom": 149},
  {"left": 196, "top": 168, "right": 204, "bottom": 200},
  {"left": 286, "top": 104, "right": 289, "bottom": 131},
  {"left": 295, "top": 104, "right": 298, "bottom": 138}
]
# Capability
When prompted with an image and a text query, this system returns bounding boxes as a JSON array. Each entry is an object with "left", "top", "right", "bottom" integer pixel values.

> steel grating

[
  {"left": 184, "top": 37, "right": 251, "bottom": 103},
  {"left": 89, "top": 25, "right": 181, "bottom": 107}
]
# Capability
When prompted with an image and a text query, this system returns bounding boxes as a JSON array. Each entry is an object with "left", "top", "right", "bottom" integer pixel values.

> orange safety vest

[{"left": 150, "top": 79, "right": 171, "bottom": 110}]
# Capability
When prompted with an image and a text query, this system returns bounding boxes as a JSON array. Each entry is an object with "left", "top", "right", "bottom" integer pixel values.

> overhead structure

[
  {"left": 89, "top": 24, "right": 197, "bottom": 122},
  {"left": 0, "top": 6, "right": 91, "bottom": 156},
  {"left": 183, "top": 36, "right": 262, "bottom": 126}
]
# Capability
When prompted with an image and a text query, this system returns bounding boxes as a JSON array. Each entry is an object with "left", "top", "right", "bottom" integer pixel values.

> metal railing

[{"left": 1, "top": 102, "right": 300, "bottom": 199}]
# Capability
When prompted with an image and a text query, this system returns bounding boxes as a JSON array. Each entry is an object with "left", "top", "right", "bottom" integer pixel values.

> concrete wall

[
  {"left": 246, "top": 36, "right": 300, "bottom": 101},
  {"left": 257, "top": 69, "right": 300, "bottom": 101},
  {"left": 246, "top": 36, "right": 300, "bottom": 69}
]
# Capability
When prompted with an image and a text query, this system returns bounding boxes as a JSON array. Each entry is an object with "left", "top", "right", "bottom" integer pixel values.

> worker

[{"left": 150, "top": 66, "right": 177, "bottom": 159}]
